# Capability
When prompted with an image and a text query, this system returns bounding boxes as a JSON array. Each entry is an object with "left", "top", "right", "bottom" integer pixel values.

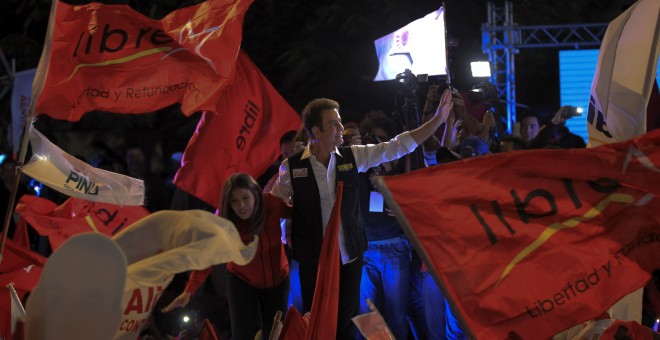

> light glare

[{"left": 471, "top": 61, "right": 491, "bottom": 77}]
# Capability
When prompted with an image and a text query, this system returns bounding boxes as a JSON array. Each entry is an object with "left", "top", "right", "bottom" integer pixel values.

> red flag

[
  {"left": 0, "top": 239, "right": 46, "bottom": 339},
  {"left": 0, "top": 238, "right": 47, "bottom": 275},
  {"left": 15, "top": 195, "right": 149, "bottom": 251},
  {"left": 375, "top": 130, "right": 660, "bottom": 339},
  {"left": 34, "top": 0, "right": 252, "bottom": 121},
  {"left": 278, "top": 305, "right": 307, "bottom": 340},
  {"left": 305, "top": 182, "right": 343, "bottom": 340},
  {"left": 174, "top": 51, "right": 301, "bottom": 206}
]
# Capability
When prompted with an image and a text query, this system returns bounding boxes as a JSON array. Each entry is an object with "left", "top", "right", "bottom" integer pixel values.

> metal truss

[{"left": 482, "top": 1, "right": 608, "bottom": 133}]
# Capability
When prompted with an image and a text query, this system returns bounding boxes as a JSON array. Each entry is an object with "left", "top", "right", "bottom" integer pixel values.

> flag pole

[
  {"left": 0, "top": 0, "right": 57, "bottom": 265},
  {"left": 0, "top": 112, "right": 35, "bottom": 265},
  {"left": 372, "top": 176, "right": 475, "bottom": 339}
]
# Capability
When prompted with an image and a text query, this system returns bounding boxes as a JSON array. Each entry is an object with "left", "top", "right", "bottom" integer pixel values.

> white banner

[
  {"left": 21, "top": 127, "right": 145, "bottom": 206},
  {"left": 587, "top": 0, "right": 660, "bottom": 147},
  {"left": 10, "top": 68, "right": 36, "bottom": 155},
  {"left": 373, "top": 7, "right": 447, "bottom": 81},
  {"left": 112, "top": 210, "right": 258, "bottom": 339}
]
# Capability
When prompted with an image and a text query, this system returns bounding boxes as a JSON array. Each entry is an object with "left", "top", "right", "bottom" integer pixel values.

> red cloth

[
  {"left": 186, "top": 193, "right": 292, "bottom": 292},
  {"left": 173, "top": 51, "right": 301, "bottom": 207},
  {"left": 34, "top": 0, "right": 252, "bottom": 121},
  {"left": 0, "top": 238, "right": 46, "bottom": 339},
  {"left": 15, "top": 195, "right": 149, "bottom": 251},
  {"left": 304, "top": 182, "right": 343, "bottom": 340},
  {"left": 279, "top": 305, "right": 307, "bottom": 340},
  {"left": 379, "top": 129, "right": 660, "bottom": 339},
  {"left": 198, "top": 318, "right": 218, "bottom": 340}
]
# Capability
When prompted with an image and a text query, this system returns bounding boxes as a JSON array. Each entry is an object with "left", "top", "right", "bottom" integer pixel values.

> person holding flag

[
  {"left": 163, "top": 173, "right": 292, "bottom": 339},
  {"left": 270, "top": 88, "right": 454, "bottom": 338}
]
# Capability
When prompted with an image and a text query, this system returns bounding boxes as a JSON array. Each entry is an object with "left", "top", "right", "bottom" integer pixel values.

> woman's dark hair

[{"left": 220, "top": 173, "right": 265, "bottom": 235}]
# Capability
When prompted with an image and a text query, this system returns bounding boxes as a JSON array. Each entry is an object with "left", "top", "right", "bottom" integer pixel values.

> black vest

[{"left": 288, "top": 147, "right": 367, "bottom": 261}]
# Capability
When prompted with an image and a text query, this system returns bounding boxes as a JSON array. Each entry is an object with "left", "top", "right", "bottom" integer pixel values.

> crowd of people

[
  {"left": 153, "top": 83, "right": 587, "bottom": 339},
  {"left": 3, "top": 82, "right": 592, "bottom": 339}
]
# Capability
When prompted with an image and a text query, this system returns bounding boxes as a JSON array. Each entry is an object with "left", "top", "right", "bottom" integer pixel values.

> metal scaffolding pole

[{"left": 482, "top": 0, "right": 607, "bottom": 133}]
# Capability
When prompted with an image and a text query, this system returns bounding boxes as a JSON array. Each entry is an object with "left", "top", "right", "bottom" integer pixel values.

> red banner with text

[
  {"left": 174, "top": 51, "right": 301, "bottom": 207},
  {"left": 378, "top": 130, "right": 660, "bottom": 339},
  {"left": 35, "top": 0, "right": 252, "bottom": 121},
  {"left": 15, "top": 195, "right": 149, "bottom": 251}
]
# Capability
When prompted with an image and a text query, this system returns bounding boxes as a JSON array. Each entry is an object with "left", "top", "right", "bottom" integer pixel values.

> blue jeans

[
  {"left": 359, "top": 236, "right": 412, "bottom": 339},
  {"left": 422, "top": 271, "right": 466, "bottom": 340}
]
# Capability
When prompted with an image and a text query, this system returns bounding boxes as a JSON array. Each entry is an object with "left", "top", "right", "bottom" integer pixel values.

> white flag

[
  {"left": 587, "top": 0, "right": 660, "bottom": 147},
  {"left": 112, "top": 210, "right": 258, "bottom": 339},
  {"left": 10, "top": 68, "right": 36, "bottom": 156},
  {"left": 21, "top": 126, "right": 145, "bottom": 206}
]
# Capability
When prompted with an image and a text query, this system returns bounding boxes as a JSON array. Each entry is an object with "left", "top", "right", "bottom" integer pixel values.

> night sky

[{"left": 0, "top": 0, "right": 635, "bottom": 156}]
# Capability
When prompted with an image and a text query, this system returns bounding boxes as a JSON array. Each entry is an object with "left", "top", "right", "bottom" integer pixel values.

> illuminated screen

[
  {"left": 373, "top": 8, "right": 447, "bottom": 81},
  {"left": 559, "top": 49, "right": 660, "bottom": 143}
]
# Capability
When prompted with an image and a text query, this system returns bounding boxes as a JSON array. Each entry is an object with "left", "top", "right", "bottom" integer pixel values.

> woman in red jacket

[{"left": 163, "top": 173, "right": 292, "bottom": 339}]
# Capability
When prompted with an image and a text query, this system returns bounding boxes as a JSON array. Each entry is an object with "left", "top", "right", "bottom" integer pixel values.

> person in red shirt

[{"left": 163, "top": 173, "right": 292, "bottom": 339}]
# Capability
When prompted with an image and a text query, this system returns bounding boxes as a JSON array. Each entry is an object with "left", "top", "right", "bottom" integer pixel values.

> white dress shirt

[{"left": 271, "top": 131, "right": 418, "bottom": 264}]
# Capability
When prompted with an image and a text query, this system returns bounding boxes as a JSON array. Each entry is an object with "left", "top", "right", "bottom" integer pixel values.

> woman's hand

[{"left": 161, "top": 291, "right": 192, "bottom": 313}]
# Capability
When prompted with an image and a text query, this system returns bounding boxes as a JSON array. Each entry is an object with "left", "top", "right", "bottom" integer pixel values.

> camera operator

[{"left": 527, "top": 106, "right": 586, "bottom": 149}]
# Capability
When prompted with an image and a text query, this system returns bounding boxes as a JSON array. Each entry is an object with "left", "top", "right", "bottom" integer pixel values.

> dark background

[{"left": 0, "top": 0, "right": 635, "bottom": 167}]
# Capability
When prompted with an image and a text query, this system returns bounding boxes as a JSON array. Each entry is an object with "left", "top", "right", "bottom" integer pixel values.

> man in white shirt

[{"left": 271, "top": 88, "right": 453, "bottom": 338}]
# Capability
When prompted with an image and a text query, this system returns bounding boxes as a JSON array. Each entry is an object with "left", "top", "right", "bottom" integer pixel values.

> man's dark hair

[
  {"left": 359, "top": 110, "right": 399, "bottom": 140},
  {"left": 302, "top": 98, "right": 340, "bottom": 136},
  {"left": 279, "top": 130, "right": 297, "bottom": 146}
]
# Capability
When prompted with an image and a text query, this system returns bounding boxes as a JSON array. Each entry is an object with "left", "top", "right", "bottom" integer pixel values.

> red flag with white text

[
  {"left": 174, "top": 51, "right": 301, "bottom": 206},
  {"left": 15, "top": 195, "right": 149, "bottom": 251},
  {"left": 374, "top": 129, "right": 660, "bottom": 339},
  {"left": 34, "top": 0, "right": 252, "bottom": 121}
]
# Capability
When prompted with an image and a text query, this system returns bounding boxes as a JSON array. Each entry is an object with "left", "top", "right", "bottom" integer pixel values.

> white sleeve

[{"left": 270, "top": 158, "right": 294, "bottom": 203}]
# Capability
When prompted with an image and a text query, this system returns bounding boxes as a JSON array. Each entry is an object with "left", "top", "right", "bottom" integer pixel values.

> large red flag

[
  {"left": 15, "top": 195, "right": 149, "bottom": 251},
  {"left": 374, "top": 130, "right": 660, "bottom": 339},
  {"left": 174, "top": 51, "right": 301, "bottom": 206},
  {"left": 34, "top": 0, "right": 252, "bottom": 120}
]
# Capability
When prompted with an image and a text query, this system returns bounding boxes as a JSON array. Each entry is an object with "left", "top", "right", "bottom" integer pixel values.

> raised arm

[{"left": 410, "top": 88, "right": 453, "bottom": 145}]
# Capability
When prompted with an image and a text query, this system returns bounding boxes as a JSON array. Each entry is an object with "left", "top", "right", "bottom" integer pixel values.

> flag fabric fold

[
  {"left": 304, "top": 182, "right": 343, "bottom": 340},
  {"left": 587, "top": 0, "right": 660, "bottom": 147},
  {"left": 34, "top": 0, "right": 253, "bottom": 121},
  {"left": 278, "top": 305, "right": 307, "bottom": 340},
  {"left": 111, "top": 209, "right": 258, "bottom": 339},
  {"left": 174, "top": 51, "right": 301, "bottom": 207},
  {"left": 15, "top": 194, "right": 149, "bottom": 251},
  {"left": 21, "top": 127, "right": 145, "bottom": 206},
  {"left": 374, "top": 130, "right": 660, "bottom": 339}
]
